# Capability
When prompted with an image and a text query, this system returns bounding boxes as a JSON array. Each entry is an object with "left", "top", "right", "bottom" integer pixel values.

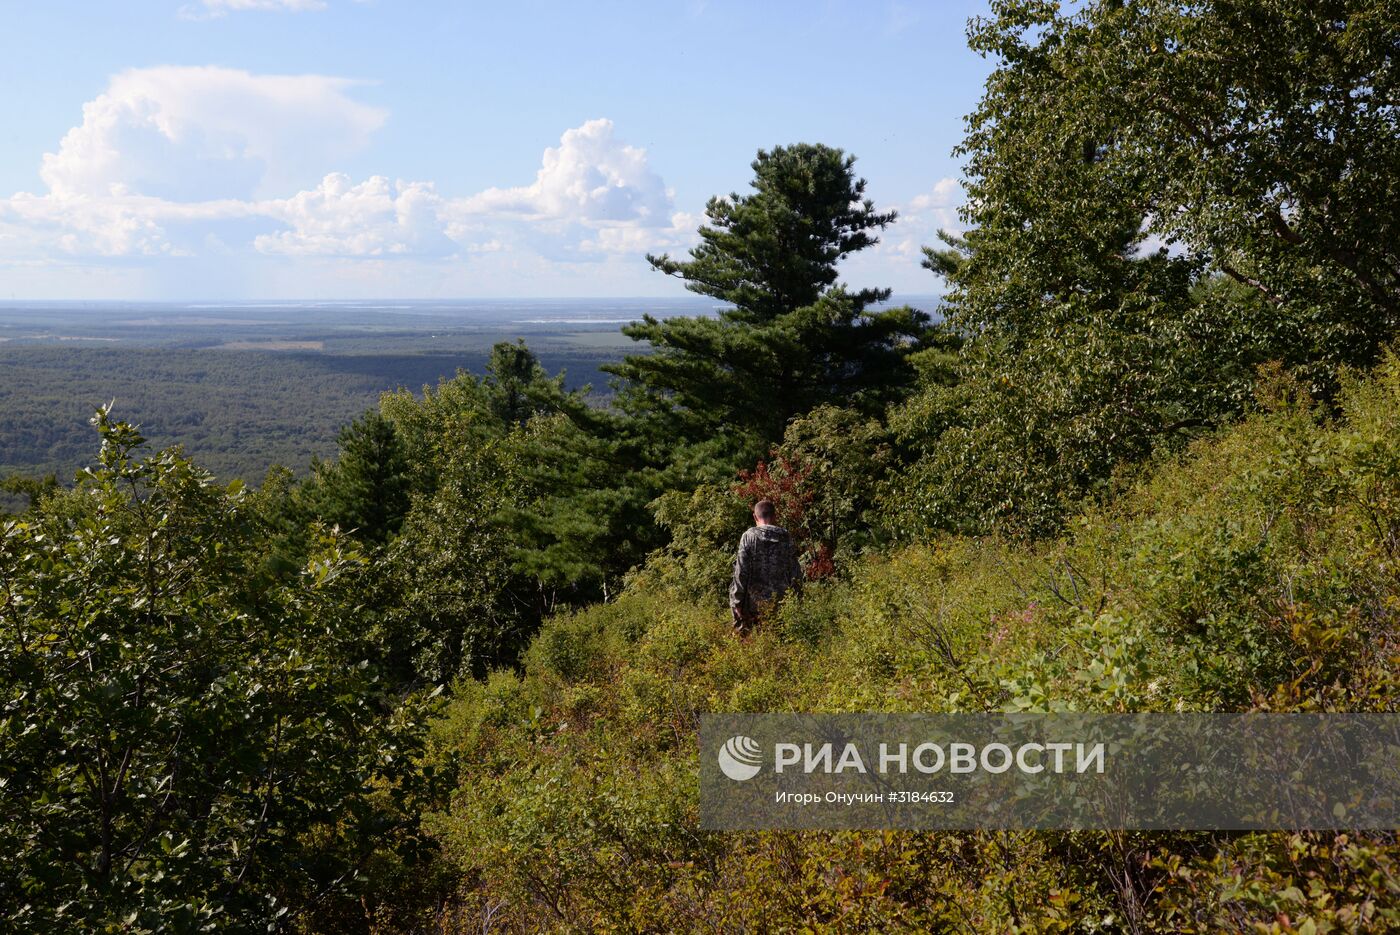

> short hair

[{"left": 753, "top": 499, "right": 777, "bottom": 522}]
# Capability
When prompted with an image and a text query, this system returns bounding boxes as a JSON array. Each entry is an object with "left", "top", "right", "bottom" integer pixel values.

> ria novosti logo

[{"left": 717, "top": 735, "right": 763, "bottom": 781}]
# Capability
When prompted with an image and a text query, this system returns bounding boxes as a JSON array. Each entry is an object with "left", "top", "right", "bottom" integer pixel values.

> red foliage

[
  {"left": 805, "top": 542, "right": 836, "bottom": 580},
  {"left": 732, "top": 454, "right": 834, "bottom": 580},
  {"left": 734, "top": 455, "right": 810, "bottom": 531}
]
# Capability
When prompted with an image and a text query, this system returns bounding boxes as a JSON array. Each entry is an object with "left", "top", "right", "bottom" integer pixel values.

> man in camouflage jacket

[{"left": 729, "top": 499, "right": 804, "bottom": 636}]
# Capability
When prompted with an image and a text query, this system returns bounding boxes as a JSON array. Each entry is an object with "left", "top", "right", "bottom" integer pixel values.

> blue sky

[{"left": 0, "top": 0, "right": 991, "bottom": 299}]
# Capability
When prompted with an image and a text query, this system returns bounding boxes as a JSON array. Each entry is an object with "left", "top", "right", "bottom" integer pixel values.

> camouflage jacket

[{"left": 729, "top": 524, "right": 803, "bottom": 618}]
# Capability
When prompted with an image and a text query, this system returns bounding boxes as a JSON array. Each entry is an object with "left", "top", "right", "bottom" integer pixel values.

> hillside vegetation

[{"left": 422, "top": 360, "right": 1400, "bottom": 932}]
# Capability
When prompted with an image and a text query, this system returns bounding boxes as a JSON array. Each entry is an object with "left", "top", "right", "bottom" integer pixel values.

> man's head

[{"left": 753, "top": 499, "right": 777, "bottom": 526}]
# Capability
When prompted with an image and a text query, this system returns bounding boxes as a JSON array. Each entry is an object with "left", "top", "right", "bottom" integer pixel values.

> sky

[{"left": 0, "top": 0, "right": 992, "bottom": 300}]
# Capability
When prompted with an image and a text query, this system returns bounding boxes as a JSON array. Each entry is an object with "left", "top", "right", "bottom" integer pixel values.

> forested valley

[
  {"left": 0, "top": 311, "right": 668, "bottom": 499},
  {"left": 3, "top": 2, "right": 1399, "bottom": 931}
]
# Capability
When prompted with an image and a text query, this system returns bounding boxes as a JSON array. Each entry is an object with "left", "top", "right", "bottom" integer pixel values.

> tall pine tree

[
  {"left": 606, "top": 143, "right": 931, "bottom": 470},
  {"left": 310, "top": 410, "right": 412, "bottom": 546}
]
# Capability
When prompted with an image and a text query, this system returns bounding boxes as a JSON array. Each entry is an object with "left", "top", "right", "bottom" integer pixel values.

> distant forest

[{"left": 0, "top": 343, "right": 619, "bottom": 485}]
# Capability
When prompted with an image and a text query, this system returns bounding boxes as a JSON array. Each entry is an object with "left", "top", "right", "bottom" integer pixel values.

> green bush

[{"left": 0, "top": 412, "right": 433, "bottom": 932}]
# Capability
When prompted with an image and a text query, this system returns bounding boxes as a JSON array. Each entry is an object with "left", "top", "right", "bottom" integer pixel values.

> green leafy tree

[
  {"left": 0, "top": 409, "right": 430, "bottom": 931},
  {"left": 500, "top": 410, "right": 661, "bottom": 600},
  {"left": 378, "top": 431, "right": 530, "bottom": 684},
  {"left": 775, "top": 405, "right": 892, "bottom": 562},
  {"left": 889, "top": 230, "right": 1215, "bottom": 537},
  {"left": 383, "top": 343, "right": 669, "bottom": 603},
  {"left": 886, "top": 0, "right": 1400, "bottom": 538},
  {"left": 607, "top": 143, "right": 932, "bottom": 469},
  {"left": 379, "top": 340, "right": 579, "bottom": 491},
  {"left": 962, "top": 0, "right": 1399, "bottom": 388},
  {"left": 475, "top": 342, "right": 655, "bottom": 598},
  {"left": 647, "top": 144, "right": 894, "bottom": 321},
  {"left": 373, "top": 347, "right": 607, "bottom": 680}
]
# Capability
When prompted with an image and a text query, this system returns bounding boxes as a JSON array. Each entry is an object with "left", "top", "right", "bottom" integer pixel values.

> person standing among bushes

[{"left": 729, "top": 499, "right": 803, "bottom": 636}]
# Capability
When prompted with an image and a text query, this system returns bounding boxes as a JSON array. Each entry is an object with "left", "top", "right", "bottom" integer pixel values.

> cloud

[
  {"left": 441, "top": 119, "right": 695, "bottom": 263},
  {"left": 41, "top": 66, "right": 385, "bottom": 200},
  {"left": 455, "top": 119, "right": 672, "bottom": 224},
  {"left": 253, "top": 173, "right": 454, "bottom": 257},
  {"left": 906, "top": 177, "right": 962, "bottom": 225},
  {"left": 2, "top": 65, "right": 395, "bottom": 259},
  {"left": 578, "top": 211, "right": 699, "bottom": 256},
  {"left": 2, "top": 75, "right": 691, "bottom": 272},
  {"left": 181, "top": 0, "right": 327, "bottom": 19},
  {"left": 1, "top": 192, "right": 171, "bottom": 257},
  {"left": 0, "top": 190, "right": 258, "bottom": 257},
  {"left": 877, "top": 177, "right": 965, "bottom": 263},
  {"left": 0, "top": 176, "right": 455, "bottom": 261}
]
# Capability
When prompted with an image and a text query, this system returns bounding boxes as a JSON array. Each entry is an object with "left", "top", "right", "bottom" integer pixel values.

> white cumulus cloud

[
  {"left": 2, "top": 80, "right": 693, "bottom": 273},
  {"left": 834, "top": 177, "right": 967, "bottom": 292},
  {"left": 0, "top": 190, "right": 257, "bottom": 257},
  {"left": 254, "top": 173, "right": 453, "bottom": 257},
  {"left": 578, "top": 211, "right": 698, "bottom": 256},
  {"left": 455, "top": 119, "right": 672, "bottom": 224},
  {"left": 879, "top": 177, "right": 966, "bottom": 263},
  {"left": 1, "top": 192, "right": 176, "bottom": 257},
  {"left": 41, "top": 66, "right": 385, "bottom": 201}
]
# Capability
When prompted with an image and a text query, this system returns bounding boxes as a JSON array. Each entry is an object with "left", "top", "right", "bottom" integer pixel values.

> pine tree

[
  {"left": 606, "top": 143, "right": 931, "bottom": 469},
  {"left": 312, "top": 410, "right": 412, "bottom": 545},
  {"left": 484, "top": 338, "right": 569, "bottom": 427}
]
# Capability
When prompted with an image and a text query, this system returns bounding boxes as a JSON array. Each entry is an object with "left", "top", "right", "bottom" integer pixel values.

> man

[{"left": 729, "top": 499, "right": 804, "bottom": 636}]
